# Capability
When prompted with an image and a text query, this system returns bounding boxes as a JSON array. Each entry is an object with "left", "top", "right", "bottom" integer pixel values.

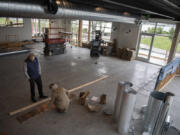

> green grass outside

[{"left": 141, "top": 36, "right": 180, "bottom": 52}]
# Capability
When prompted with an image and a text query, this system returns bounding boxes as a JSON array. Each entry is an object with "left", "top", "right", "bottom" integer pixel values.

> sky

[{"left": 142, "top": 23, "right": 175, "bottom": 32}]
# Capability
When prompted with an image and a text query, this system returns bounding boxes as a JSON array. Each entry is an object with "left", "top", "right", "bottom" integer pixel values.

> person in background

[{"left": 24, "top": 53, "right": 47, "bottom": 102}]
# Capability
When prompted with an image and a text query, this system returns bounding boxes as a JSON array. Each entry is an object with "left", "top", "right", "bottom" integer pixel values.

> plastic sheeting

[
  {"left": 113, "top": 81, "right": 137, "bottom": 134},
  {"left": 155, "top": 57, "right": 180, "bottom": 89}
]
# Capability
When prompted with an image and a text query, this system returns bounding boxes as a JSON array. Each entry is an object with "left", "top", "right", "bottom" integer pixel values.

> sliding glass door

[{"left": 137, "top": 34, "right": 153, "bottom": 62}]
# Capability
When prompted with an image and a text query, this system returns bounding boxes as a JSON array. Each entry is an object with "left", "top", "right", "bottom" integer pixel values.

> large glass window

[
  {"left": 71, "top": 20, "right": 79, "bottom": 45},
  {"left": 71, "top": 20, "right": 112, "bottom": 45},
  {"left": 141, "top": 22, "right": 156, "bottom": 34},
  {"left": 0, "top": 17, "right": 24, "bottom": 27},
  {"left": 138, "top": 22, "right": 176, "bottom": 66},
  {"left": 175, "top": 43, "right": 180, "bottom": 58},
  {"left": 40, "top": 19, "right": 49, "bottom": 34},
  {"left": 82, "top": 20, "right": 89, "bottom": 43},
  {"left": 32, "top": 19, "right": 49, "bottom": 36},
  {"left": 90, "top": 21, "right": 112, "bottom": 42}
]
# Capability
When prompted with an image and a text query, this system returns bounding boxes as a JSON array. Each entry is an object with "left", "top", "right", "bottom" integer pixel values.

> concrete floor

[{"left": 0, "top": 43, "right": 161, "bottom": 135}]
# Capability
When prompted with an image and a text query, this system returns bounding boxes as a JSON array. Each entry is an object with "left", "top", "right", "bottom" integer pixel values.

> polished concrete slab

[{"left": 0, "top": 43, "right": 160, "bottom": 135}]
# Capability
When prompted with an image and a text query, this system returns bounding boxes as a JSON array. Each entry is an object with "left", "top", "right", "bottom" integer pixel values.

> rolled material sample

[
  {"left": 144, "top": 91, "right": 165, "bottom": 134},
  {"left": 153, "top": 92, "right": 174, "bottom": 135},
  {"left": 117, "top": 87, "right": 137, "bottom": 134},
  {"left": 113, "top": 81, "right": 133, "bottom": 122}
]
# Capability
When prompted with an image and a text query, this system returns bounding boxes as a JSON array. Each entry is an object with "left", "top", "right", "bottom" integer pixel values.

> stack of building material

[
  {"left": 21, "top": 40, "right": 34, "bottom": 46},
  {"left": 0, "top": 41, "right": 30, "bottom": 56},
  {"left": 0, "top": 42, "right": 22, "bottom": 49},
  {"left": 82, "top": 43, "right": 90, "bottom": 48},
  {"left": 117, "top": 48, "right": 136, "bottom": 61}
]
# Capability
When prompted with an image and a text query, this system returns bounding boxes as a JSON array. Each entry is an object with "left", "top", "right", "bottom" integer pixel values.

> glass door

[
  {"left": 137, "top": 22, "right": 176, "bottom": 66},
  {"left": 137, "top": 34, "right": 153, "bottom": 62}
]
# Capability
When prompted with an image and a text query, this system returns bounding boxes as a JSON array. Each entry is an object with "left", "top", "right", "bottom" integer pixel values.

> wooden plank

[
  {"left": 9, "top": 75, "right": 109, "bottom": 116},
  {"left": 9, "top": 98, "right": 51, "bottom": 116},
  {"left": 69, "top": 75, "right": 108, "bottom": 93}
]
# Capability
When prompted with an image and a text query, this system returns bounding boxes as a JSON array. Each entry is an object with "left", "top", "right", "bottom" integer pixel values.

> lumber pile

[
  {"left": 0, "top": 40, "right": 33, "bottom": 51},
  {"left": 21, "top": 40, "right": 34, "bottom": 46},
  {"left": 82, "top": 42, "right": 90, "bottom": 48},
  {"left": 0, "top": 42, "right": 22, "bottom": 49},
  {"left": 117, "top": 48, "right": 136, "bottom": 61}
]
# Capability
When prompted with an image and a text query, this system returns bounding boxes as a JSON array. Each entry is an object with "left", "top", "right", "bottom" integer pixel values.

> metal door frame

[{"left": 136, "top": 23, "right": 157, "bottom": 62}]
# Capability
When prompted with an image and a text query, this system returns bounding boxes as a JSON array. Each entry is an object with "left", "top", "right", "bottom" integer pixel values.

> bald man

[{"left": 24, "top": 53, "right": 47, "bottom": 102}]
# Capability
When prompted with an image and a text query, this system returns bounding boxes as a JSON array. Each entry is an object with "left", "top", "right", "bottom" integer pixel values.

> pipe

[
  {"left": 101, "top": 0, "right": 174, "bottom": 19},
  {"left": 0, "top": 1, "right": 136, "bottom": 23},
  {"left": 163, "top": 0, "right": 180, "bottom": 10}
]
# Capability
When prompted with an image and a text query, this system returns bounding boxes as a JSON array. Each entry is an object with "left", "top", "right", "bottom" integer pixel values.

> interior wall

[
  {"left": 49, "top": 19, "right": 71, "bottom": 39},
  {"left": 50, "top": 19, "right": 71, "bottom": 31},
  {"left": 0, "top": 19, "right": 32, "bottom": 43},
  {"left": 111, "top": 22, "right": 140, "bottom": 50}
]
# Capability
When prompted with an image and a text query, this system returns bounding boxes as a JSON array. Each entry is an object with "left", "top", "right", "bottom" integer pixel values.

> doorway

[{"left": 137, "top": 34, "right": 154, "bottom": 62}]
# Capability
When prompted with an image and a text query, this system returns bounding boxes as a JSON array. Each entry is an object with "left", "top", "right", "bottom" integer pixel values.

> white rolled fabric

[
  {"left": 113, "top": 81, "right": 126, "bottom": 122},
  {"left": 117, "top": 87, "right": 137, "bottom": 134}
]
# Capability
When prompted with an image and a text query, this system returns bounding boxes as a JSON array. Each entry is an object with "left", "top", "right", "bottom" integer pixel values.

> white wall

[
  {"left": 50, "top": 19, "right": 71, "bottom": 31},
  {"left": 111, "top": 22, "right": 140, "bottom": 50},
  {"left": 0, "top": 19, "right": 32, "bottom": 43},
  {"left": 49, "top": 19, "right": 72, "bottom": 38}
]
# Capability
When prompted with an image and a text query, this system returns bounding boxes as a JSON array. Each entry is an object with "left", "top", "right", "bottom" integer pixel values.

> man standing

[{"left": 24, "top": 53, "right": 47, "bottom": 102}]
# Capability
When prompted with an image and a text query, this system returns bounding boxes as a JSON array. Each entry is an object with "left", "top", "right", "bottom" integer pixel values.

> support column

[
  {"left": 31, "top": 19, "right": 34, "bottom": 35},
  {"left": 78, "top": 20, "right": 82, "bottom": 47},
  {"left": 38, "top": 19, "right": 41, "bottom": 33},
  {"left": 168, "top": 23, "right": 180, "bottom": 63},
  {"left": 88, "top": 21, "right": 91, "bottom": 43}
]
